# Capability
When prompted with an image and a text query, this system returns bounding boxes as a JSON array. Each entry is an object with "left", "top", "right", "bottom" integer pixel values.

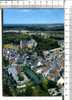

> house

[
  {"left": 43, "top": 51, "right": 50, "bottom": 56},
  {"left": 57, "top": 77, "right": 64, "bottom": 86},
  {"left": 16, "top": 55, "right": 24, "bottom": 64},
  {"left": 20, "top": 39, "right": 37, "bottom": 49},
  {"left": 37, "top": 61, "right": 42, "bottom": 67}
]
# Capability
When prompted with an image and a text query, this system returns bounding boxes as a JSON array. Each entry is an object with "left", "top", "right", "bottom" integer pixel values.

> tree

[
  {"left": 3, "top": 56, "right": 9, "bottom": 67},
  {"left": 48, "top": 80, "right": 57, "bottom": 89},
  {"left": 24, "top": 85, "right": 33, "bottom": 96},
  {"left": 18, "top": 74, "right": 24, "bottom": 81},
  {"left": 41, "top": 78, "right": 48, "bottom": 91}
]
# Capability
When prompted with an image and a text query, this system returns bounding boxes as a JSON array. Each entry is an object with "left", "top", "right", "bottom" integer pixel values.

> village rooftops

[{"left": 8, "top": 64, "right": 29, "bottom": 85}]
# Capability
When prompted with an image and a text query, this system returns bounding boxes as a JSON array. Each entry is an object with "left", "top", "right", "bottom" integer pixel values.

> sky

[{"left": 3, "top": 8, "right": 64, "bottom": 24}]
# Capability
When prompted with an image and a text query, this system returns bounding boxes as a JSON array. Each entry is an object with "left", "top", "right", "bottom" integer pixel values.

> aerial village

[{"left": 3, "top": 6, "right": 64, "bottom": 97}]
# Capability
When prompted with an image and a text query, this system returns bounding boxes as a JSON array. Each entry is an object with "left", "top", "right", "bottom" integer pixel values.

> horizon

[
  {"left": 4, "top": 23, "right": 64, "bottom": 25},
  {"left": 3, "top": 9, "right": 64, "bottom": 25}
]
